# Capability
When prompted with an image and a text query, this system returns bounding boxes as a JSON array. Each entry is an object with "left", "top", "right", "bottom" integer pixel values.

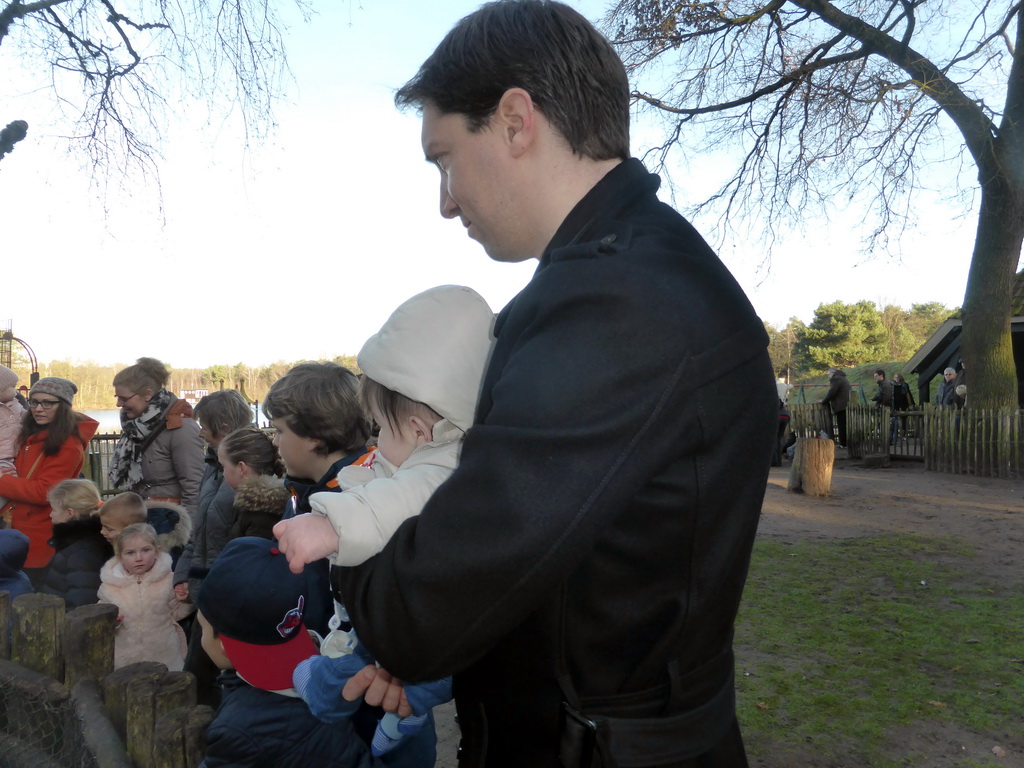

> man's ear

[{"left": 494, "top": 88, "right": 537, "bottom": 158}]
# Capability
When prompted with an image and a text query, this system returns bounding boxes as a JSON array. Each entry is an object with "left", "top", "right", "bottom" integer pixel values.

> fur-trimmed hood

[
  {"left": 100, "top": 548, "right": 174, "bottom": 586},
  {"left": 144, "top": 500, "right": 193, "bottom": 553},
  {"left": 232, "top": 475, "right": 289, "bottom": 516}
]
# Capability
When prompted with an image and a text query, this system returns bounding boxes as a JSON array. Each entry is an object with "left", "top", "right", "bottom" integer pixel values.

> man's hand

[
  {"left": 342, "top": 665, "right": 413, "bottom": 718},
  {"left": 272, "top": 515, "right": 341, "bottom": 574}
]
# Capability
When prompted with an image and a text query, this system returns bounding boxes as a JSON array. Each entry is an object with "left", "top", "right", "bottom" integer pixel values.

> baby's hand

[
  {"left": 173, "top": 583, "right": 189, "bottom": 601},
  {"left": 273, "top": 515, "right": 341, "bottom": 575}
]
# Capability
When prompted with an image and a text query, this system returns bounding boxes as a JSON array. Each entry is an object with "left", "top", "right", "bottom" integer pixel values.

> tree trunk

[
  {"left": 960, "top": 154, "right": 1024, "bottom": 409},
  {"left": 787, "top": 437, "right": 834, "bottom": 497}
]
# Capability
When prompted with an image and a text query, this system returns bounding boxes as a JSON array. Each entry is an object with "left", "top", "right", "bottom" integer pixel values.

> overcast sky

[{"left": 0, "top": 0, "right": 994, "bottom": 368}]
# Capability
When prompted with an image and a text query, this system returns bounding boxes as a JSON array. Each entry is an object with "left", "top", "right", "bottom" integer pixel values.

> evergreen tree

[{"left": 798, "top": 301, "right": 887, "bottom": 370}]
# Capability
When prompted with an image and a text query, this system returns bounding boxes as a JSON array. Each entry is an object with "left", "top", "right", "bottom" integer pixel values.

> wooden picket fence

[
  {"left": 0, "top": 592, "right": 212, "bottom": 768},
  {"left": 789, "top": 403, "right": 1024, "bottom": 478},
  {"left": 923, "top": 406, "right": 1024, "bottom": 478}
]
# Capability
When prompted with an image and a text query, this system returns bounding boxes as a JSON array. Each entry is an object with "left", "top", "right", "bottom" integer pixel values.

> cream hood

[{"left": 357, "top": 285, "right": 496, "bottom": 432}]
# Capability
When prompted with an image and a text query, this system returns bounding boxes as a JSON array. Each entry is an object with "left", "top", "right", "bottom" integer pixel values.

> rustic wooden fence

[
  {"left": 0, "top": 591, "right": 212, "bottom": 768},
  {"left": 82, "top": 434, "right": 122, "bottom": 497},
  {"left": 923, "top": 406, "right": 1024, "bottom": 478},
  {"left": 789, "top": 403, "right": 1024, "bottom": 478}
]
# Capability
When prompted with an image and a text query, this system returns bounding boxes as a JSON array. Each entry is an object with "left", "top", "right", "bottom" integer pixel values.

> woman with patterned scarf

[{"left": 108, "top": 357, "right": 205, "bottom": 520}]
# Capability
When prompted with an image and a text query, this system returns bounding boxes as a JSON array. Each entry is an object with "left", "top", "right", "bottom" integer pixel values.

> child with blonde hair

[
  {"left": 99, "top": 491, "right": 192, "bottom": 570},
  {"left": 39, "top": 479, "right": 111, "bottom": 609},
  {"left": 98, "top": 523, "right": 193, "bottom": 670}
]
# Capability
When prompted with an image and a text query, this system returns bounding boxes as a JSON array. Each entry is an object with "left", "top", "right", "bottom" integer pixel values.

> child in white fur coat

[{"left": 98, "top": 523, "right": 193, "bottom": 670}]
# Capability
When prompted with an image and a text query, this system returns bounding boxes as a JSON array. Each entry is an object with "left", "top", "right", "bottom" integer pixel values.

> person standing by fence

[
  {"left": 108, "top": 357, "right": 206, "bottom": 520},
  {"left": 820, "top": 367, "right": 851, "bottom": 448},
  {"left": 936, "top": 367, "right": 958, "bottom": 406},
  {"left": 890, "top": 372, "right": 916, "bottom": 444},
  {"left": 0, "top": 378, "right": 98, "bottom": 586}
]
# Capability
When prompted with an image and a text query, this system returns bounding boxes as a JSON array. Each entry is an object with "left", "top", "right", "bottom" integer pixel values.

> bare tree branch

[{"left": 1, "top": 0, "right": 305, "bottom": 190}]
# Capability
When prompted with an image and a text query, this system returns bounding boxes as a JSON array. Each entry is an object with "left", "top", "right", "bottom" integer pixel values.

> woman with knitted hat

[
  {"left": 0, "top": 377, "right": 99, "bottom": 585},
  {"left": 108, "top": 358, "right": 205, "bottom": 520}
]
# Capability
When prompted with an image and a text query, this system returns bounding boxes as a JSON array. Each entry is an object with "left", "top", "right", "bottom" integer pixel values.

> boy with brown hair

[{"left": 262, "top": 362, "right": 372, "bottom": 638}]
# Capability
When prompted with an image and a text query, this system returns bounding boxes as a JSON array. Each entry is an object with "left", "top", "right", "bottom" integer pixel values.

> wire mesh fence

[{"left": 0, "top": 661, "right": 92, "bottom": 768}]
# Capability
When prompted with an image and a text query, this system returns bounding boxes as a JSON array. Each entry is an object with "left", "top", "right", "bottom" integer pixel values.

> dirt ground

[
  {"left": 753, "top": 455, "right": 1024, "bottom": 768},
  {"left": 760, "top": 455, "right": 1024, "bottom": 586},
  {"left": 432, "top": 455, "right": 1024, "bottom": 767}
]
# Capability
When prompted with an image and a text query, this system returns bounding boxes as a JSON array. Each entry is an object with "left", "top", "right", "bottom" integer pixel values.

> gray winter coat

[
  {"left": 173, "top": 452, "right": 235, "bottom": 593},
  {"left": 135, "top": 396, "right": 206, "bottom": 519}
]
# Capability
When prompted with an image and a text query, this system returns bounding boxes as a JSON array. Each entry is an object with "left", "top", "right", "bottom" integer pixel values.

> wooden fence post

[
  {"left": 104, "top": 662, "right": 166, "bottom": 744},
  {"left": 64, "top": 603, "right": 119, "bottom": 690},
  {"left": 125, "top": 669, "right": 167, "bottom": 768},
  {"left": 788, "top": 437, "right": 834, "bottom": 497},
  {"left": 123, "top": 669, "right": 197, "bottom": 768},
  {"left": 154, "top": 705, "right": 215, "bottom": 768},
  {"left": 11, "top": 594, "right": 65, "bottom": 680}
]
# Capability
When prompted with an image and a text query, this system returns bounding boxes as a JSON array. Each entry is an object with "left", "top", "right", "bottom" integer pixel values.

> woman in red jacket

[{"left": 0, "top": 377, "right": 98, "bottom": 585}]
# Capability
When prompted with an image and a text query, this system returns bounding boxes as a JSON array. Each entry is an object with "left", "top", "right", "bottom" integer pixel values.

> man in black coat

[
  {"left": 820, "top": 367, "right": 852, "bottom": 447},
  {"left": 279, "top": 3, "right": 777, "bottom": 766},
  {"left": 872, "top": 369, "right": 894, "bottom": 409}
]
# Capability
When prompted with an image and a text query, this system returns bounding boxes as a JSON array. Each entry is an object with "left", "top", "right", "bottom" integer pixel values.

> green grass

[{"left": 735, "top": 534, "right": 1024, "bottom": 766}]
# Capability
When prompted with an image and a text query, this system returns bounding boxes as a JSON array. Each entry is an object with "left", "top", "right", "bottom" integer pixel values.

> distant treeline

[
  {"left": 5, "top": 356, "right": 359, "bottom": 411},
  {"left": 8, "top": 299, "right": 955, "bottom": 410},
  {"left": 767, "top": 300, "right": 957, "bottom": 383}
]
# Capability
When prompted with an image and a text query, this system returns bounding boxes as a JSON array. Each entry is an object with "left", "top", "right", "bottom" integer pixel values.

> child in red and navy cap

[{"left": 195, "top": 537, "right": 379, "bottom": 768}]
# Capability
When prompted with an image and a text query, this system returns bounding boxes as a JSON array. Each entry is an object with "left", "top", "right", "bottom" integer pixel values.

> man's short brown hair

[{"left": 395, "top": 0, "right": 630, "bottom": 162}]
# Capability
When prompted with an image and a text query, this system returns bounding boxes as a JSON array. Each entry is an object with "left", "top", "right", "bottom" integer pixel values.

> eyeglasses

[
  {"left": 115, "top": 392, "right": 138, "bottom": 404},
  {"left": 28, "top": 398, "right": 61, "bottom": 410}
]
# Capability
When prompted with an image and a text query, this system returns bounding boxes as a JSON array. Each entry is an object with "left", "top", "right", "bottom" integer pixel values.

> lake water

[
  {"left": 83, "top": 409, "right": 124, "bottom": 434},
  {"left": 82, "top": 405, "right": 268, "bottom": 434}
]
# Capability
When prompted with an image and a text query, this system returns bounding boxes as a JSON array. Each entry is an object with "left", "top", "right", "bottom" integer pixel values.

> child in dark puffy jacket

[{"left": 40, "top": 479, "right": 112, "bottom": 609}]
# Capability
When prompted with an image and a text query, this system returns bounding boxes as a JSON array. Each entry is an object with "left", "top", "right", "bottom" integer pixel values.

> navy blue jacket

[
  {"left": 0, "top": 529, "right": 33, "bottom": 602},
  {"left": 40, "top": 516, "right": 112, "bottom": 609},
  {"left": 199, "top": 671, "right": 377, "bottom": 768},
  {"left": 335, "top": 159, "right": 777, "bottom": 766}
]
